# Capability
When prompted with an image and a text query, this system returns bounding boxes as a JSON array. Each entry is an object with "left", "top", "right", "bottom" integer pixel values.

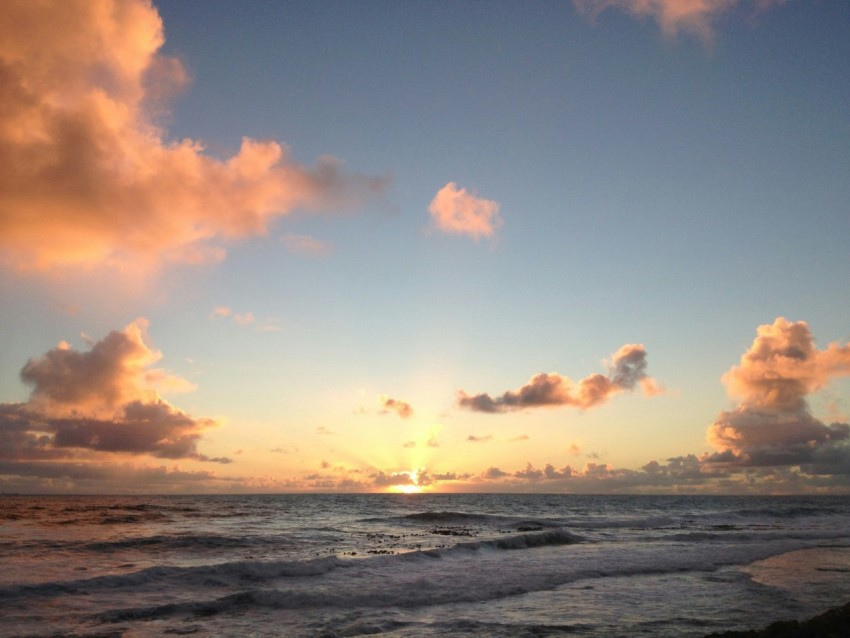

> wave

[
  {"left": 0, "top": 554, "right": 346, "bottom": 602},
  {"left": 93, "top": 532, "right": 826, "bottom": 623},
  {"left": 365, "top": 510, "right": 566, "bottom": 532},
  {"left": 0, "top": 528, "right": 580, "bottom": 602},
  {"left": 424, "top": 528, "right": 583, "bottom": 555}
]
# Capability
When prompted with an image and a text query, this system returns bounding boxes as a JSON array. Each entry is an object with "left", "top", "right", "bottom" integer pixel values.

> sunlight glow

[{"left": 391, "top": 483, "right": 423, "bottom": 494}]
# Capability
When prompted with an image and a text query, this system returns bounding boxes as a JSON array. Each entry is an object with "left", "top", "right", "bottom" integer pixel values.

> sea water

[{"left": 1, "top": 494, "right": 849, "bottom": 637}]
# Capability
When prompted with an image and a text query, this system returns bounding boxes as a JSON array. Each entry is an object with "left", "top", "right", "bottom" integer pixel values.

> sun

[{"left": 392, "top": 483, "right": 423, "bottom": 494}]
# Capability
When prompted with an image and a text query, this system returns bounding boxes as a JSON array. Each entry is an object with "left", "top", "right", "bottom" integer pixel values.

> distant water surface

[{"left": 1, "top": 494, "right": 849, "bottom": 637}]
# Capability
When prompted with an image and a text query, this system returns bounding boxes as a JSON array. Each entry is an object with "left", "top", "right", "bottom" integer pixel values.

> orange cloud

[
  {"left": 457, "top": 344, "right": 658, "bottom": 413},
  {"left": 706, "top": 318, "right": 850, "bottom": 468},
  {"left": 0, "top": 319, "right": 226, "bottom": 463},
  {"left": 573, "top": 0, "right": 786, "bottom": 43},
  {"left": 0, "top": 0, "right": 387, "bottom": 272},
  {"left": 428, "top": 182, "right": 502, "bottom": 240}
]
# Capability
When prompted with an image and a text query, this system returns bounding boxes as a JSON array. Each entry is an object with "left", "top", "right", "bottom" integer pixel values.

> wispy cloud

[
  {"left": 573, "top": 0, "right": 788, "bottom": 44},
  {"left": 0, "top": 0, "right": 387, "bottom": 272},
  {"left": 211, "top": 307, "right": 280, "bottom": 332},
  {"left": 457, "top": 344, "right": 659, "bottom": 413},
  {"left": 428, "top": 182, "right": 502, "bottom": 240},
  {"left": 282, "top": 233, "right": 333, "bottom": 257}
]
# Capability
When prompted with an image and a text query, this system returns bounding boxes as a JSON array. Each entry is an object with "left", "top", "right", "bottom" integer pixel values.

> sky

[{"left": 1, "top": 0, "right": 849, "bottom": 494}]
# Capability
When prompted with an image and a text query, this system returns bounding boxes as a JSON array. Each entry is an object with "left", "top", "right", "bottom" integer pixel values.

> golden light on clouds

[{"left": 0, "top": 0, "right": 387, "bottom": 273}]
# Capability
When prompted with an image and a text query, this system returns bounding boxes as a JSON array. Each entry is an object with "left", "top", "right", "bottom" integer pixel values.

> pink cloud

[
  {"left": 457, "top": 344, "right": 659, "bottom": 413},
  {"left": 378, "top": 395, "right": 414, "bottom": 419},
  {"left": 706, "top": 318, "right": 850, "bottom": 468},
  {"left": 0, "top": 319, "right": 225, "bottom": 464},
  {"left": 428, "top": 182, "right": 502, "bottom": 240},
  {"left": 573, "top": 0, "right": 786, "bottom": 43},
  {"left": 0, "top": 0, "right": 387, "bottom": 272}
]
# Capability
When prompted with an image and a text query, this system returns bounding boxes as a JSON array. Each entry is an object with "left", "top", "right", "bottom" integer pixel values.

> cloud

[
  {"left": 212, "top": 306, "right": 281, "bottom": 332},
  {"left": 282, "top": 233, "right": 333, "bottom": 257},
  {"left": 514, "top": 463, "right": 544, "bottom": 481},
  {"left": 482, "top": 466, "right": 509, "bottom": 479},
  {"left": 270, "top": 445, "right": 299, "bottom": 455},
  {"left": 467, "top": 434, "right": 493, "bottom": 443},
  {"left": 372, "top": 470, "right": 416, "bottom": 487},
  {"left": 428, "top": 182, "right": 502, "bottom": 240},
  {"left": 573, "top": 0, "right": 787, "bottom": 44},
  {"left": 0, "top": 460, "right": 232, "bottom": 494},
  {"left": 378, "top": 395, "right": 414, "bottom": 419},
  {"left": 0, "top": 319, "right": 225, "bottom": 464},
  {"left": 20, "top": 318, "right": 192, "bottom": 416},
  {"left": 705, "top": 318, "right": 850, "bottom": 470},
  {"left": 0, "top": 0, "right": 387, "bottom": 272},
  {"left": 457, "top": 344, "right": 659, "bottom": 413}
]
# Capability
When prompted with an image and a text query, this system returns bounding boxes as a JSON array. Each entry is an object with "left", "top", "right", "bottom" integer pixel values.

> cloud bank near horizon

[{"left": 0, "top": 0, "right": 387, "bottom": 272}]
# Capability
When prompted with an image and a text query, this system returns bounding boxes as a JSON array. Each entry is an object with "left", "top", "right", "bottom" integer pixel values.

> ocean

[{"left": 1, "top": 494, "right": 849, "bottom": 637}]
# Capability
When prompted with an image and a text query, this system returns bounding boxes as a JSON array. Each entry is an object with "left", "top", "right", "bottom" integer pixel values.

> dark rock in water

[{"left": 705, "top": 602, "right": 850, "bottom": 638}]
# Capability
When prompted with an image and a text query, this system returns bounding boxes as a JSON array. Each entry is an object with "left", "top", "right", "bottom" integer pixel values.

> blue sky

[{"left": 1, "top": 0, "right": 849, "bottom": 493}]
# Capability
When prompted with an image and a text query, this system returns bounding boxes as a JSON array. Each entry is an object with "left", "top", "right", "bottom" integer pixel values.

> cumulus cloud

[
  {"left": 428, "top": 182, "right": 502, "bottom": 240},
  {"left": 378, "top": 395, "right": 414, "bottom": 419},
  {"left": 0, "top": 319, "right": 226, "bottom": 464},
  {"left": 705, "top": 318, "right": 850, "bottom": 470},
  {"left": 573, "top": 0, "right": 787, "bottom": 44},
  {"left": 457, "top": 344, "right": 659, "bottom": 413},
  {"left": 0, "top": 0, "right": 387, "bottom": 272},
  {"left": 482, "top": 466, "right": 509, "bottom": 479}
]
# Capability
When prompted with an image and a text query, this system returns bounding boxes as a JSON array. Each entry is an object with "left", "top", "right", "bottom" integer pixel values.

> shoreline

[{"left": 706, "top": 601, "right": 850, "bottom": 637}]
